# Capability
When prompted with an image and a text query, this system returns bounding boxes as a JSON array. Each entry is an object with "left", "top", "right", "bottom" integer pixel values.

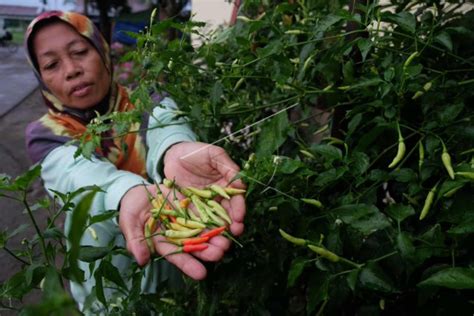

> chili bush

[{"left": 2, "top": 0, "right": 474, "bottom": 314}]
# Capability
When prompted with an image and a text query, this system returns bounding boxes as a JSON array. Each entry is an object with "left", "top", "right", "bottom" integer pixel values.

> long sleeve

[
  {"left": 41, "top": 145, "right": 147, "bottom": 215},
  {"left": 145, "top": 97, "right": 196, "bottom": 183}
]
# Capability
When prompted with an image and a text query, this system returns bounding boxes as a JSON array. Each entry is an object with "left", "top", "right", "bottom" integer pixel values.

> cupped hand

[
  {"left": 163, "top": 142, "right": 246, "bottom": 236},
  {"left": 118, "top": 184, "right": 231, "bottom": 280}
]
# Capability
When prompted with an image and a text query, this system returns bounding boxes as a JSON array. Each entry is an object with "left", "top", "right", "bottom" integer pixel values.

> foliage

[{"left": 1, "top": 0, "right": 474, "bottom": 314}]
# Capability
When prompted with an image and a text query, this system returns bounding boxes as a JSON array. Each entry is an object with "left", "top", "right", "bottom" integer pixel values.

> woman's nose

[{"left": 64, "top": 59, "right": 82, "bottom": 80}]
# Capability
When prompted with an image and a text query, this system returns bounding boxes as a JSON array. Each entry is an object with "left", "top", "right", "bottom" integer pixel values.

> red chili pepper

[
  {"left": 182, "top": 244, "right": 208, "bottom": 253},
  {"left": 183, "top": 236, "right": 209, "bottom": 245},
  {"left": 169, "top": 215, "right": 177, "bottom": 223},
  {"left": 200, "top": 226, "right": 226, "bottom": 238}
]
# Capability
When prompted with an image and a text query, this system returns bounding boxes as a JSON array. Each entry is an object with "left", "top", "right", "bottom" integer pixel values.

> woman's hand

[
  {"left": 118, "top": 184, "right": 231, "bottom": 280},
  {"left": 163, "top": 142, "right": 246, "bottom": 236}
]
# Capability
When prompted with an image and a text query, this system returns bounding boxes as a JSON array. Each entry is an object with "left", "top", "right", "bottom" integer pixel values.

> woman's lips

[{"left": 71, "top": 83, "right": 92, "bottom": 97}]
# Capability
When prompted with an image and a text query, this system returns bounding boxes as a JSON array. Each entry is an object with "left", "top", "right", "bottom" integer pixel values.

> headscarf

[{"left": 24, "top": 11, "right": 148, "bottom": 177}]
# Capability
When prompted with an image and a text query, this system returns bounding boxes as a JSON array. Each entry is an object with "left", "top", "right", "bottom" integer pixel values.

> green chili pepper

[
  {"left": 207, "top": 200, "right": 232, "bottom": 225},
  {"left": 418, "top": 140, "right": 425, "bottom": 170},
  {"left": 187, "top": 187, "right": 215, "bottom": 199},
  {"left": 455, "top": 171, "right": 474, "bottom": 180},
  {"left": 279, "top": 229, "right": 307, "bottom": 246},
  {"left": 403, "top": 51, "right": 419, "bottom": 69},
  {"left": 441, "top": 143, "right": 455, "bottom": 180},
  {"left": 301, "top": 198, "right": 323, "bottom": 209},
  {"left": 190, "top": 195, "right": 210, "bottom": 223},
  {"left": 307, "top": 245, "right": 340, "bottom": 262},
  {"left": 209, "top": 184, "right": 231, "bottom": 199},
  {"left": 419, "top": 183, "right": 438, "bottom": 220},
  {"left": 388, "top": 122, "right": 406, "bottom": 168},
  {"left": 164, "top": 228, "right": 202, "bottom": 239}
]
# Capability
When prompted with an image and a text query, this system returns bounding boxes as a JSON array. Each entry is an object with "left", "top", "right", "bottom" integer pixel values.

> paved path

[{"left": 0, "top": 45, "right": 38, "bottom": 117}]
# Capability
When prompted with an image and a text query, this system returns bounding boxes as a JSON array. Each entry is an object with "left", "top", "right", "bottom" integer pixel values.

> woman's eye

[
  {"left": 73, "top": 49, "right": 88, "bottom": 56},
  {"left": 43, "top": 62, "right": 57, "bottom": 70}
]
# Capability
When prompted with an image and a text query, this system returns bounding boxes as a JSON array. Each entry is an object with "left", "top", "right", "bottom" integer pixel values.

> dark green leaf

[
  {"left": 396, "top": 232, "right": 415, "bottom": 259},
  {"left": 78, "top": 246, "right": 113, "bottom": 262},
  {"left": 287, "top": 258, "right": 306, "bottom": 287},
  {"left": 391, "top": 168, "right": 417, "bottom": 182},
  {"left": 418, "top": 268, "right": 474, "bottom": 289},
  {"left": 12, "top": 165, "right": 41, "bottom": 191},
  {"left": 346, "top": 269, "right": 360, "bottom": 292},
  {"left": 306, "top": 272, "right": 329, "bottom": 315},
  {"left": 437, "top": 102, "right": 464, "bottom": 124},
  {"left": 332, "top": 204, "right": 391, "bottom": 235},
  {"left": 349, "top": 151, "right": 370, "bottom": 176},
  {"left": 385, "top": 12, "right": 416, "bottom": 33},
  {"left": 434, "top": 32, "right": 453, "bottom": 51},
  {"left": 210, "top": 81, "right": 223, "bottom": 107},
  {"left": 99, "top": 260, "right": 128, "bottom": 290},
  {"left": 89, "top": 210, "right": 118, "bottom": 225},
  {"left": 359, "top": 263, "right": 397, "bottom": 293},
  {"left": 385, "top": 204, "right": 415, "bottom": 222},
  {"left": 310, "top": 144, "right": 342, "bottom": 162},
  {"left": 256, "top": 112, "right": 291, "bottom": 156},
  {"left": 357, "top": 38, "right": 372, "bottom": 62},
  {"left": 347, "top": 113, "right": 362, "bottom": 135},
  {"left": 447, "top": 218, "right": 474, "bottom": 235}
]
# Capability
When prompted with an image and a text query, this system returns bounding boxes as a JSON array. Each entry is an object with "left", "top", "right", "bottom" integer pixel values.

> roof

[{"left": 0, "top": 5, "right": 38, "bottom": 20}]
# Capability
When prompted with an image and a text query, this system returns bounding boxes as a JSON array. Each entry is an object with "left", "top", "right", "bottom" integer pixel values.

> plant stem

[
  {"left": 23, "top": 192, "right": 50, "bottom": 265},
  {"left": 370, "top": 251, "right": 398, "bottom": 263},
  {"left": 2, "top": 246, "right": 29, "bottom": 265}
]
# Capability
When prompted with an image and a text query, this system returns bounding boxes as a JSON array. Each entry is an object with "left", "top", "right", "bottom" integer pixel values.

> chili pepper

[
  {"left": 187, "top": 187, "right": 215, "bottom": 199},
  {"left": 165, "top": 236, "right": 210, "bottom": 246},
  {"left": 455, "top": 171, "right": 474, "bottom": 180},
  {"left": 182, "top": 244, "right": 208, "bottom": 253},
  {"left": 168, "top": 215, "right": 177, "bottom": 223},
  {"left": 152, "top": 208, "right": 179, "bottom": 217},
  {"left": 202, "top": 203, "right": 227, "bottom": 226},
  {"left": 176, "top": 217, "right": 206, "bottom": 229},
  {"left": 441, "top": 143, "right": 455, "bottom": 180},
  {"left": 233, "top": 77, "right": 245, "bottom": 91},
  {"left": 144, "top": 217, "right": 158, "bottom": 254},
  {"left": 279, "top": 229, "right": 307, "bottom": 246},
  {"left": 418, "top": 140, "right": 425, "bottom": 170},
  {"left": 307, "top": 244, "right": 340, "bottom": 262},
  {"left": 169, "top": 222, "right": 193, "bottom": 231},
  {"left": 87, "top": 227, "right": 98, "bottom": 241},
  {"left": 179, "top": 198, "right": 190, "bottom": 209},
  {"left": 443, "top": 184, "right": 464, "bottom": 198},
  {"left": 163, "top": 178, "right": 174, "bottom": 188},
  {"left": 209, "top": 184, "right": 231, "bottom": 199},
  {"left": 183, "top": 236, "right": 209, "bottom": 245},
  {"left": 187, "top": 207, "right": 201, "bottom": 221},
  {"left": 388, "top": 122, "right": 406, "bottom": 168},
  {"left": 200, "top": 226, "right": 227, "bottom": 239},
  {"left": 403, "top": 51, "right": 419, "bottom": 69},
  {"left": 301, "top": 198, "right": 323, "bottom": 209},
  {"left": 164, "top": 228, "right": 202, "bottom": 239},
  {"left": 224, "top": 187, "right": 246, "bottom": 195},
  {"left": 207, "top": 200, "right": 232, "bottom": 224},
  {"left": 190, "top": 195, "right": 210, "bottom": 223},
  {"left": 419, "top": 183, "right": 438, "bottom": 220}
]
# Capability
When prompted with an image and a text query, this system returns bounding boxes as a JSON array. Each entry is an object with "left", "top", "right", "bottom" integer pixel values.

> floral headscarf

[{"left": 25, "top": 11, "right": 148, "bottom": 177}]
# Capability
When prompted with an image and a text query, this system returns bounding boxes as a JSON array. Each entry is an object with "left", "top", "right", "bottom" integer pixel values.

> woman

[{"left": 24, "top": 11, "right": 246, "bottom": 312}]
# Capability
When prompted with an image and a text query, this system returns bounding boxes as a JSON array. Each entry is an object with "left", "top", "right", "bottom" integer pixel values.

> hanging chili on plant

[
  {"left": 441, "top": 142, "right": 455, "bottom": 179},
  {"left": 388, "top": 122, "right": 406, "bottom": 168},
  {"left": 419, "top": 183, "right": 438, "bottom": 220}
]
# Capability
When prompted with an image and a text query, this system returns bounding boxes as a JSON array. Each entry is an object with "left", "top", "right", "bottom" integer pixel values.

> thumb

[{"left": 119, "top": 210, "right": 150, "bottom": 266}]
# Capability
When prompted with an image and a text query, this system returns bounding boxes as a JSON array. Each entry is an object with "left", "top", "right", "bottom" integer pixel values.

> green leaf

[
  {"left": 396, "top": 232, "right": 416, "bottom": 259},
  {"left": 437, "top": 102, "right": 464, "bottom": 124},
  {"left": 287, "top": 258, "right": 306, "bottom": 287},
  {"left": 447, "top": 218, "right": 474, "bottom": 235},
  {"left": 12, "top": 165, "right": 42, "bottom": 191},
  {"left": 67, "top": 189, "right": 100, "bottom": 282},
  {"left": 310, "top": 144, "right": 343, "bottom": 162},
  {"left": 210, "top": 81, "right": 223, "bottom": 107},
  {"left": 347, "top": 113, "right": 362, "bottom": 135},
  {"left": 385, "top": 12, "right": 416, "bottom": 33},
  {"left": 349, "top": 151, "right": 370, "bottom": 176},
  {"left": 98, "top": 260, "right": 128, "bottom": 290},
  {"left": 357, "top": 38, "right": 372, "bottom": 62},
  {"left": 315, "top": 168, "right": 347, "bottom": 187},
  {"left": 332, "top": 204, "right": 391, "bottom": 235},
  {"left": 385, "top": 204, "right": 415, "bottom": 222},
  {"left": 418, "top": 268, "right": 474, "bottom": 289},
  {"left": 78, "top": 246, "right": 113, "bottom": 262},
  {"left": 89, "top": 210, "right": 118, "bottom": 225},
  {"left": 346, "top": 269, "right": 360, "bottom": 292},
  {"left": 434, "top": 31, "right": 453, "bottom": 51},
  {"left": 256, "top": 112, "right": 291, "bottom": 156},
  {"left": 359, "top": 263, "right": 397, "bottom": 293},
  {"left": 391, "top": 168, "right": 417, "bottom": 183}
]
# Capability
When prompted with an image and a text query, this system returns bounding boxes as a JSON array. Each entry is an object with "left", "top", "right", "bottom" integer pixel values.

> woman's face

[{"left": 33, "top": 22, "right": 111, "bottom": 110}]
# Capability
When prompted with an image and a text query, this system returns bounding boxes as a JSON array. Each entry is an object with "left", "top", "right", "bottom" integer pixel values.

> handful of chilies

[{"left": 143, "top": 179, "right": 245, "bottom": 256}]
